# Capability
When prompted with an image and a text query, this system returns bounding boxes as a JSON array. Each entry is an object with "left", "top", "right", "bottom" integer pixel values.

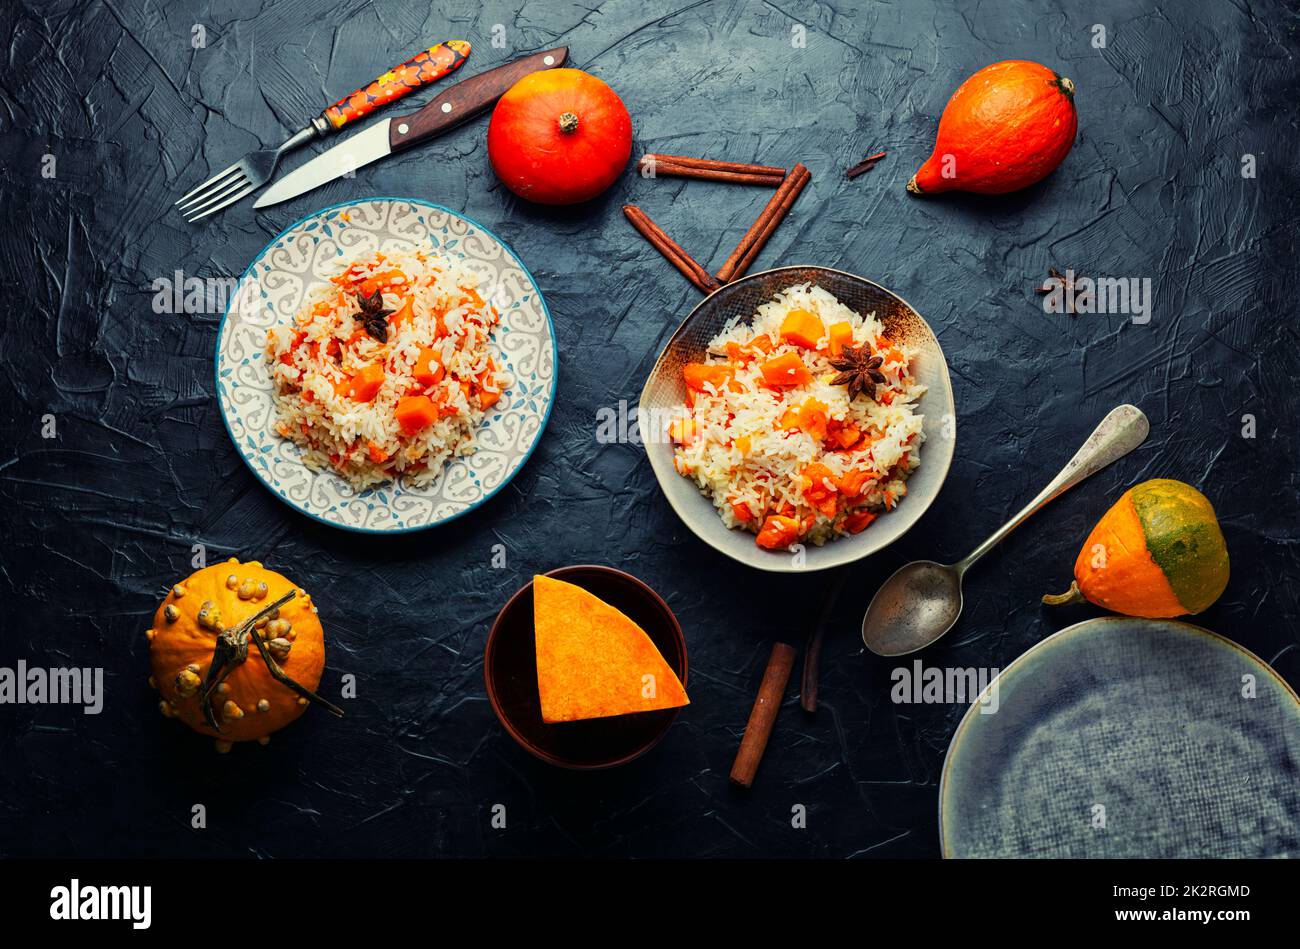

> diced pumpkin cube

[
  {"left": 827, "top": 321, "right": 854, "bottom": 357},
  {"left": 668, "top": 418, "right": 699, "bottom": 445},
  {"left": 828, "top": 420, "right": 861, "bottom": 450},
  {"left": 756, "top": 515, "right": 801, "bottom": 550},
  {"left": 779, "top": 308, "right": 825, "bottom": 349},
  {"left": 760, "top": 353, "right": 812, "bottom": 387},
  {"left": 344, "top": 364, "right": 385, "bottom": 402},
  {"left": 801, "top": 463, "right": 839, "bottom": 518},
  {"left": 413, "top": 347, "right": 444, "bottom": 386},
  {"left": 837, "top": 469, "right": 872, "bottom": 498},
  {"left": 683, "top": 362, "right": 735, "bottom": 393},
  {"left": 787, "top": 399, "right": 829, "bottom": 441},
  {"left": 395, "top": 395, "right": 439, "bottom": 435},
  {"left": 844, "top": 510, "right": 878, "bottom": 534}
]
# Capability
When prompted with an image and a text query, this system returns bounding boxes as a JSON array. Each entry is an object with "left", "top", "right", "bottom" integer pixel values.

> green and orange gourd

[{"left": 1043, "top": 479, "right": 1229, "bottom": 618}]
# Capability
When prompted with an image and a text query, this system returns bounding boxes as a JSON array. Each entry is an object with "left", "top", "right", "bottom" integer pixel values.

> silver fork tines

[
  {"left": 180, "top": 172, "right": 246, "bottom": 212},
  {"left": 188, "top": 182, "right": 258, "bottom": 222},
  {"left": 177, "top": 168, "right": 254, "bottom": 221},
  {"left": 175, "top": 160, "right": 244, "bottom": 208},
  {"left": 174, "top": 162, "right": 243, "bottom": 206},
  {"left": 175, "top": 125, "right": 316, "bottom": 223}
]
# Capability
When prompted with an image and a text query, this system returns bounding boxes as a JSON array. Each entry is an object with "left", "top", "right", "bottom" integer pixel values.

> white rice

[
  {"left": 265, "top": 248, "right": 509, "bottom": 490},
  {"left": 671, "top": 283, "right": 926, "bottom": 548}
]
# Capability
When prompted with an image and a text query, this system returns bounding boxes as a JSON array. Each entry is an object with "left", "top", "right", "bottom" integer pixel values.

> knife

[{"left": 254, "top": 46, "right": 570, "bottom": 209}]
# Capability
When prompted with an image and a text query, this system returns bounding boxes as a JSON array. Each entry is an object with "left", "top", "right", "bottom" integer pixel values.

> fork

[{"left": 176, "top": 40, "right": 470, "bottom": 222}]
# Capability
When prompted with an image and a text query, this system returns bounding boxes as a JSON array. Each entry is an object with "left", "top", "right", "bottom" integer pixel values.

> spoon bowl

[{"left": 862, "top": 560, "right": 965, "bottom": 656}]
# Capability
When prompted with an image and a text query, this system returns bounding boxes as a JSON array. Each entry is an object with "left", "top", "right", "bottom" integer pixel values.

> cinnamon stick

[
  {"left": 716, "top": 163, "right": 811, "bottom": 283},
  {"left": 730, "top": 642, "right": 797, "bottom": 788},
  {"left": 846, "top": 151, "right": 887, "bottom": 179},
  {"left": 622, "top": 204, "right": 720, "bottom": 294},
  {"left": 640, "top": 153, "right": 786, "bottom": 186},
  {"left": 649, "top": 162, "right": 786, "bottom": 186}
]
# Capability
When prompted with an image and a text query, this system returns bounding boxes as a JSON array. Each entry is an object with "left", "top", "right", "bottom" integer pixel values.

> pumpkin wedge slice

[{"left": 533, "top": 575, "right": 689, "bottom": 723}]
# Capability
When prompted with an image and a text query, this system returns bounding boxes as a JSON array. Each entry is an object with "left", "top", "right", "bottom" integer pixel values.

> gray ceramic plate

[
  {"left": 941, "top": 617, "right": 1300, "bottom": 858},
  {"left": 639, "top": 266, "right": 955, "bottom": 573}
]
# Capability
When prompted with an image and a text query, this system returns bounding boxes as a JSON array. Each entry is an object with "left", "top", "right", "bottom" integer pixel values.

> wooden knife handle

[{"left": 388, "top": 46, "right": 569, "bottom": 153}]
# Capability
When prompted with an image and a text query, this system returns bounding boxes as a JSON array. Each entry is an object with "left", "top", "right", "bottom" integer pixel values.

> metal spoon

[{"left": 861, "top": 404, "right": 1150, "bottom": 656}]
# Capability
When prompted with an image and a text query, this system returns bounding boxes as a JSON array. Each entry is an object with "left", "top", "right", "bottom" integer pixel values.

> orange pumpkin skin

[
  {"left": 149, "top": 559, "right": 325, "bottom": 744},
  {"left": 488, "top": 69, "right": 632, "bottom": 205},
  {"left": 908, "top": 60, "right": 1076, "bottom": 196},
  {"left": 1070, "top": 490, "right": 1186, "bottom": 618}
]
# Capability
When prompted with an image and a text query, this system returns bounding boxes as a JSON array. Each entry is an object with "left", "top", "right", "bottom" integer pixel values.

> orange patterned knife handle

[{"left": 320, "top": 40, "right": 471, "bottom": 130}]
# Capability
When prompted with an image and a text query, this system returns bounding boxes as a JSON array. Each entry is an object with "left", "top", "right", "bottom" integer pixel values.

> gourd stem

[
  {"left": 1042, "top": 580, "right": 1085, "bottom": 607},
  {"left": 197, "top": 590, "right": 298, "bottom": 732},
  {"left": 558, "top": 111, "right": 579, "bottom": 134},
  {"left": 249, "top": 626, "right": 345, "bottom": 717}
]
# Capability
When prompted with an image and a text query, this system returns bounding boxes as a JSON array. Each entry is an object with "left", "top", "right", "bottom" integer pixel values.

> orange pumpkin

[
  {"left": 148, "top": 558, "right": 341, "bottom": 752},
  {"left": 487, "top": 68, "right": 632, "bottom": 205},
  {"left": 907, "top": 60, "right": 1077, "bottom": 196}
]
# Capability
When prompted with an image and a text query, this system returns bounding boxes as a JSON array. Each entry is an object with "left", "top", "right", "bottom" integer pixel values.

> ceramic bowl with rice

[{"left": 640, "top": 267, "right": 955, "bottom": 572}]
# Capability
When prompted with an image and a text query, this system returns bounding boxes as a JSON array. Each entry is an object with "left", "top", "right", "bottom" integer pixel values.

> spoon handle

[{"left": 955, "top": 404, "right": 1149, "bottom": 573}]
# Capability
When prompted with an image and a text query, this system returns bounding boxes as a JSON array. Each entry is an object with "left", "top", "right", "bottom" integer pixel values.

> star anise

[
  {"left": 354, "top": 288, "right": 394, "bottom": 343},
  {"left": 829, "top": 344, "right": 887, "bottom": 401},
  {"left": 1036, "top": 265, "right": 1083, "bottom": 314}
]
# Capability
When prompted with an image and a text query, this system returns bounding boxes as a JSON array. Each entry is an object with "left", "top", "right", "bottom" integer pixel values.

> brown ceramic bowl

[{"left": 484, "top": 565, "right": 688, "bottom": 769}]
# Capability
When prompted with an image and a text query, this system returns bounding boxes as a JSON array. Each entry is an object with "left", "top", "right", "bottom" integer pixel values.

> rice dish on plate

[
  {"left": 266, "top": 248, "right": 509, "bottom": 490},
  {"left": 669, "top": 283, "right": 925, "bottom": 550}
]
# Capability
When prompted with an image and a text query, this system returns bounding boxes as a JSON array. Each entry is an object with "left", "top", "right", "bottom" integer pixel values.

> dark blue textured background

[{"left": 1, "top": 0, "right": 1296, "bottom": 858}]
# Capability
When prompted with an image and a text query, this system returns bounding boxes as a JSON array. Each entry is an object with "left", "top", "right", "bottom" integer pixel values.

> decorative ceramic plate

[
  {"left": 640, "top": 266, "right": 955, "bottom": 572},
  {"left": 941, "top": 617, "right": 1300, "bottom": 858},
  {"left": 216, "top": 198, "right": 556, "bottom": 533}
]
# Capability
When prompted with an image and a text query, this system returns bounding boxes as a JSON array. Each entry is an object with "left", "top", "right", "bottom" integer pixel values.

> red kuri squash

[
  {"left": 908, "top": 60, "right": 1077, "bottom": 196},
  {"left": 488, "top": 68, "right": 632, "bottom": 205}
]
